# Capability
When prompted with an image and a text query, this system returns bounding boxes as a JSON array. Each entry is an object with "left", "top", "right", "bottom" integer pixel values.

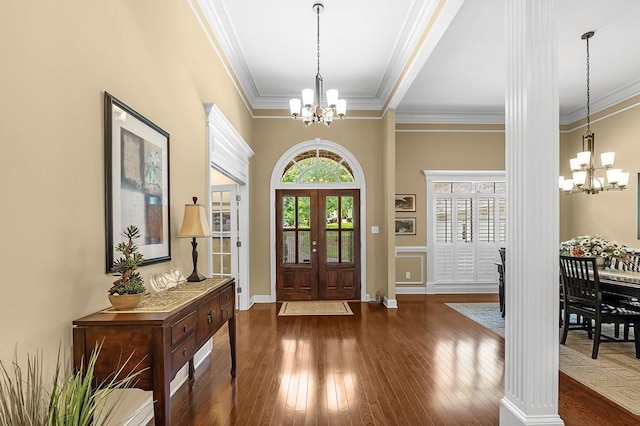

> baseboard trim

[
  {"left": 500, "top": 397, "right": 564, "bottom": 425},
  {"left": 396, "top": 286, "right": 428, "bottom": 295},
  {"left": 383, "top": 297, "right": 398, "bottom": 309},
  {"left": 250, "top": 295, "right": 273, "bottom": 304},
  {"left": 426, "top": 282, "right": 498, "bottom": 294}
]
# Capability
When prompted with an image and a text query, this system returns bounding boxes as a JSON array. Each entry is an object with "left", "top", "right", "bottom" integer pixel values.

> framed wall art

[
  {"left": 104, "top": 92, "right": 171, "bottom": 272},
  {"left": 395, "top": 217, "right": 416, "bottom": 235},
  {"left": 395, "top": 194, "right": 416, "bottom": 212}
]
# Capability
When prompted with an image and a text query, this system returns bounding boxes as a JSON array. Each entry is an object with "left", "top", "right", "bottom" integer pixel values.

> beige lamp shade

[{"left": 178, "top": 203, "right": 212, "bottom": 238}]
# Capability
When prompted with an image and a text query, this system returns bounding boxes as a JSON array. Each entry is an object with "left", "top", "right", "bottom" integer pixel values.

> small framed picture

[
  {"left": 395, "top": 217, "right": 416, "bottom": 235},
  {"left": 395, "top": 194, "right": 416, "bottom": 212}
]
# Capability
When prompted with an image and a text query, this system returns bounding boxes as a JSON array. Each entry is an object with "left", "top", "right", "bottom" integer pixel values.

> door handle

[{"left": 312, "top": 248, "right": 317, "bottom": 253}]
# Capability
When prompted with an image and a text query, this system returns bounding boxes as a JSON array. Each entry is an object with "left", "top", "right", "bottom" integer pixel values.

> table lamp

[{"left": 178, "top": 196, "right": 212, "bottom": 282}]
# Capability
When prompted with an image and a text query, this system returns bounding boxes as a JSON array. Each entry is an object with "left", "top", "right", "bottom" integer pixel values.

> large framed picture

[
  {"left": 104, "top": 92, "right": 171, "bottom": 272},
  {"left": 395, "top": 194, "right": 416, "bottom": 212},
  {"left": 395, "top": 217, "right": 416, "bottom": 235}
]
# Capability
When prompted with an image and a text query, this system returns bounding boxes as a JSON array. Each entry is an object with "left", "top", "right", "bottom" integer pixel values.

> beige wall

[
  {"left": 0, "top": 0, "right": 251, "bottom": 365},
  {"left": 559, "top": 97, "right": 640, "bottom": 247},
  {"left": 395, "top": 126, "right": 506, "bottom": 247},
  {"left": 249, "top": 117, "right": 386, "bottom": 299}
]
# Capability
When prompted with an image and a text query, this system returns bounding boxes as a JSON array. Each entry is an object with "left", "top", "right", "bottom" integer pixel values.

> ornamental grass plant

[{"left": 0, "top": 344, "right": 143, "bottom": 426}]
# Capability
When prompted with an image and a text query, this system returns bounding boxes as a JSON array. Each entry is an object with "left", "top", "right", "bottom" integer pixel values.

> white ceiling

[{"left": 200, "top": 0, "right": 640, "bottom": 125}]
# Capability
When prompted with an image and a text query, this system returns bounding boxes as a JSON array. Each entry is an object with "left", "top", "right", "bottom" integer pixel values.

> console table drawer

[
  {"left": 196, "top": 298, "right": 222, "bottom": 341},
  {"left": 171, "top": 334, "right": 197, "bottom": 371},
  {"left": 219, "top": 285, "right": 234, "bottom": 308},
  {"left": 220, "top": 303, "right": 233, "bottom": 324},
  {"left": 170, "top": 311, "right": 196, "bottom": 346}
]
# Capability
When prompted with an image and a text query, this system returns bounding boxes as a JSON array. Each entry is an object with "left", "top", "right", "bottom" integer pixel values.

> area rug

[
  {"left": 278, "top": 300, "right": 353, "bottom": 316},
  {"left": 446, "top": 302, "right": 640, "bottom": 415}
]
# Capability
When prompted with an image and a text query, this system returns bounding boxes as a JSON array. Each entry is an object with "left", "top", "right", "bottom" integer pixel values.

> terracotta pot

[{"left": 108, "top": 293, "right": 143, "bottom": 310}]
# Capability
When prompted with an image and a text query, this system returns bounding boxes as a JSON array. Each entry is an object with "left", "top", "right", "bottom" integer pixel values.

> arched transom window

[{"left": 281, "top": 149, "right": 355, "bottom": 183}]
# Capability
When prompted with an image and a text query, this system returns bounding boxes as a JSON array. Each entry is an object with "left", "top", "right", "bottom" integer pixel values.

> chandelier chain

[
  {"left": 586, "top": 35, "right": 591, "bottom": 135},
  {"left": 316, "top": 6, "right": 321, "bottom": 76}
]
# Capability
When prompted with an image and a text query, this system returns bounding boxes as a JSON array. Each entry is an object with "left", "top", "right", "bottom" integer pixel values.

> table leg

[{"left": 228, "top": 316, "right": 236, "bottom": 377}]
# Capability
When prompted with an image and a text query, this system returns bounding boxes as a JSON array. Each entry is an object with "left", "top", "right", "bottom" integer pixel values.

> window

[
  {"left": 425, "top": 171, "right": 507, "bottom": 290},
  {"left": 281, "top": 149, "right": 355, "bottom": 184}
]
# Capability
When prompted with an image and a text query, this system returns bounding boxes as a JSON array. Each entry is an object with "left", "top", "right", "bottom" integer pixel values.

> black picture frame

[{"left": 104, "top": 92, "right": 171, "bottom": 272}]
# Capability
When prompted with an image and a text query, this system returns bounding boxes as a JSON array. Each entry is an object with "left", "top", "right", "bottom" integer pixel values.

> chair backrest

[
  {"left": 610, "top": 251, "right": 640, "bottom": 272},
  {"left": 559, "top": 255, "right": 600, "bottom": 309},
  {"left": 499, "top": 247, "right": 506, "bottom": 266}
]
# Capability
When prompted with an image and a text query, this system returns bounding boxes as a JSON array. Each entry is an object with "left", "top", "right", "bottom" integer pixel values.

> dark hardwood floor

[{"left": 168, "top": 294, "right": 640, "bottom": 425}]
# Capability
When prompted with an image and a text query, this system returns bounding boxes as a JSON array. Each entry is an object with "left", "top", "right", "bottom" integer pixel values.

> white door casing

[{"left": 205, "top": 103, "right": 254, "bottom": 310}]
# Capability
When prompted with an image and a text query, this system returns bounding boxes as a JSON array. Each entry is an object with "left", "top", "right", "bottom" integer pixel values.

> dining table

[{"left": 599, "top": 269, "right": 640, "bottom": 299}]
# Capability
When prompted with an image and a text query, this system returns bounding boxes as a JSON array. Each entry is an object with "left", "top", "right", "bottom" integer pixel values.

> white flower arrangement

[{"left": 560, "top": 235, "right": 629, "bottom": 267}]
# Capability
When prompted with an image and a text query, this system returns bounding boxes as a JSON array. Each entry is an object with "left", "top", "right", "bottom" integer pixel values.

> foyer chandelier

[
  {"left": 289, "top": 2, "right": 346, "bottom": 127},
  {"left": 559, "top": 31, "right": 628, "bottom": 194}
]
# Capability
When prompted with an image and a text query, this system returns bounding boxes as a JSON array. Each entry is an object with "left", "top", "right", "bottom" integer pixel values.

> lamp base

[
  {"left": 186, "top": 269, "right": 206, "bottom": 282},
  {"left": 187, "top": 237, "right": 206, "bottom": 282}
]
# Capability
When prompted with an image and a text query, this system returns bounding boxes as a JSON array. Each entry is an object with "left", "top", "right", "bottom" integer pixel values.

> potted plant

[
  {"left": 108, "top": 225, "right": 146, "bottom": 310},
  {"left": 0, "top": 344, "right": 143, "bottom": 426}
]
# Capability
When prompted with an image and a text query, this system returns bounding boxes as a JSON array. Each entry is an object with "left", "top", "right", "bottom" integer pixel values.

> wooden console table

[{"left": 72, "top": 278, "right": 236, "bottom": 425}]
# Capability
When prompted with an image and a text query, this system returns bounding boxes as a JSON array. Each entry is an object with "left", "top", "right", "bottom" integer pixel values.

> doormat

[{"left": 278, "top": 300, "right": 353, "bottom": 316}]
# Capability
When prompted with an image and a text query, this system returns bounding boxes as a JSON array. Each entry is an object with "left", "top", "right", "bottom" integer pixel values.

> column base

[{"left": 500, "top": 398, "right": 564, "bottom": 425}]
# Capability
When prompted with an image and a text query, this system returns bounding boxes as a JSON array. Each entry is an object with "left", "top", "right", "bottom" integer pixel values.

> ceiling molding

[
  {"left": 250, "top": 95, "right": 384, "bottom": 111},
  {"left": 199, "top": 0, "right": 445, "bottom": 112},
  {"left": 198, "top": 0, "right": 260, "bottom": 104},
  {"left": 399, "top": 79, "right": 640, "bottom": 126},
  {"left": 375, "top": 0, "right": 442, "bottom": 104},
  {"left": 396, "top": 111, "right": 504, "bottom": 124},
  {"left": 386, "top": 0, "right": 465, "bottom": 111},
  {"left": 560, "top": 78, "right": 640, "bottom": 125}
]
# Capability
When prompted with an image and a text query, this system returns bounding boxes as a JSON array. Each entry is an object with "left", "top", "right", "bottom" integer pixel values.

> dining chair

[
  {"left": 559, "top": 255, "right": 640, "bottom": 359},
  {"left": 602, "top": 251, "right": 640, "bottom": 339}
]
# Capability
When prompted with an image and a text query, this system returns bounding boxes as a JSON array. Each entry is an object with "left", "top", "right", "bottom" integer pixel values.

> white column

[{"left": 501, "top": 1, "right": 563, "bottom": 425}]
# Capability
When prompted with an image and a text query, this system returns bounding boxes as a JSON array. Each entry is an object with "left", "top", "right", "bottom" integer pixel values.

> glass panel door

[{"left": 211, "top": 186, "right": 236, "bottom": 278}]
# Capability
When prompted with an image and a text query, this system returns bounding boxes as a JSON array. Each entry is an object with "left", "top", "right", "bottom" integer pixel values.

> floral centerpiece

[{"left": 560, "top": 234, "right": 629, "bottom": 267}]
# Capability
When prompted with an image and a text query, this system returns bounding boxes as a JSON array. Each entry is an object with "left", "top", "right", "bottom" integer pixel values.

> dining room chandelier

[
  {"left": 559, "top": 31, "right": 628, "bottom": 195},
  {"left": 289, "top": 2, "right": 346, "bottom": 127}
]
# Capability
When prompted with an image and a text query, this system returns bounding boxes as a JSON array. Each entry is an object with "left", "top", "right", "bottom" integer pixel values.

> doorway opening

[{"left": 270, "top": 139, "right": 366, "bottom": 302}]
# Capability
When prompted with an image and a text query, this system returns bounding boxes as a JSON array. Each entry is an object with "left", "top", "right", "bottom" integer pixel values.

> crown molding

[
  {"left": 375, "top": 0, "right": 442, "bottom": 104},
  {"left": 198, "top": 0, "right": 260, "bottom": 103},
  {"left": 398, "top": 79, "right": 640, "bottom": 125},
  {"left": 560, "top": 78, "right": 640, "bottom": 125},
  {"left": 396, "top": 111, "right": 504, "bottom": 124},
  {"left": 198, "top": 0, "right": 441, "bottom": 112},
  {"left": 385, "top": 0, "right": 465, "bottom": 111},
  {"left": 250, "top": 95, "right": 384, "bottom": 111}
]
